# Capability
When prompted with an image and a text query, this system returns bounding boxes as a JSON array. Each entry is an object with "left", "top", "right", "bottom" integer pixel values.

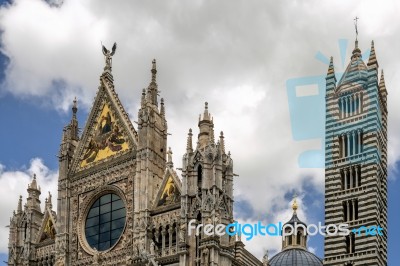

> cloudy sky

[{"left": 0, "top": 0, "right": 399, "bottom": 264}]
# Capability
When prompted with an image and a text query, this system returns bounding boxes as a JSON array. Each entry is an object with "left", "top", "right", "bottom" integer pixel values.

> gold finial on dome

[{"left": 292, "top": 193, "right": 298, "bottom": 212}]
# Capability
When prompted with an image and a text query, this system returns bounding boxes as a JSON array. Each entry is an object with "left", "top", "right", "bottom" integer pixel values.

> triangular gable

[
  {"left": 153, "top": 168, "right": 182, "bottom": 209},
  {"left": 36, "top": 207, "right": 57, "bottom": 243},
  {"left": 70, "top": 75, "right": 138, "bottom": 173}
]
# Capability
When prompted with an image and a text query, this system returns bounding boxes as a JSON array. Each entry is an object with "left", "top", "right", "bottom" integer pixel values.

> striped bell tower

[{"left": 323, "top": 38, "right": 388, "bottom": 265}]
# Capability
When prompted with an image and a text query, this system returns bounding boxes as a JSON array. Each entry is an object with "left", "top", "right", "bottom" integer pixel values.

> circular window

[{"left": 85, "top": 193, "right": 126, "bottom": 251}]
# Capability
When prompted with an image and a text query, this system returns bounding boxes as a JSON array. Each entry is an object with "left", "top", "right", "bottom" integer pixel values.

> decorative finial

[
  {"left": 72, "top": 97, "right": 78, "bottom": 115},
  {"left": 151, "top": 59, "right": 157, "bottom": 82},
  {"left": 354, "top": 16, "right": 359, "bottom": 41},
  {"left": 327, "top": 56, "right": 335, "bottom": 75},
  {"left": 219, "top": 131, "right": 225, "bottom": 153},
  {"left": 292, "top": 193, "right": 298, "bottom": 212},
  {"left": 101, "top": 42, "right": 117, "bottom": 71},
  {"left": 187, "top": 128, "right": 193, "bottom": 153}
]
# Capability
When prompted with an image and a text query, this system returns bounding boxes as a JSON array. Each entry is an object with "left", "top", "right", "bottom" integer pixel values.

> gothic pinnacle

[
  {"left": 151, "top": 59, "right": 157, "bottom": 83},
  {"left": 327, "top": 56, "right": 335, "bottom": 76},
  {"left": 17, "top": 195, "right": 22, "bottom": 214},
  {"left": 187, "top": 128, "right": 193, "bottom": 153},
  {"left": 219, "top": 131, "right": 225, "bottom": 153},
  {"left": 72, "top": 97, "right": 78, "bottom": 116},
  {"left": 160, "top": 98, "right": 165, "bottom": 116},
  {"left": 368, "top": 40, "right": 379, "bottom": 68},
  {"left": 203, "top": 102, "right": 210, "bottom": 120}
]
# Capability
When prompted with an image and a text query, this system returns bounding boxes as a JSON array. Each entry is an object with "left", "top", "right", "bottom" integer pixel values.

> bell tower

[{"left": 323, "top": 38, "right": 388, "bottom": 265}]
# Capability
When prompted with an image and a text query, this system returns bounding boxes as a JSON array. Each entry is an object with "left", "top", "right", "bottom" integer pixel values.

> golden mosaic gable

[
  {"left": 80, "top": 102, "right": 130, "bottom": 168},
  {"left": 157, "top": 176, "right": 181, "bottom": 207}
]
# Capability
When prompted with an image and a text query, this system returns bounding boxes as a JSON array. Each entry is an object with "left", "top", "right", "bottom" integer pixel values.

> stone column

[
  {"left": 355, "top": 166, "right": 359, "bottom": 187},
  {"left": 350, "top": 167, "right": 353, "bottom": 189},
  {"left": 347, "top": 133, "right": 351, "bottom": 157},
  {"left": 342, "top": 135, "right": 346, "bottom": 157},
  {"left": 161, "top": 226, "right": 166, "bottom": 256}
]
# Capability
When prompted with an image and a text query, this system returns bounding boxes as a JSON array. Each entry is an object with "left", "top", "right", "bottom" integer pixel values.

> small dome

[
  {"left": 283, "top": 212, "right": 306, "bottom": 227},
  {"left": 269, "top": 248, "right": 323, "bottom": 266}
]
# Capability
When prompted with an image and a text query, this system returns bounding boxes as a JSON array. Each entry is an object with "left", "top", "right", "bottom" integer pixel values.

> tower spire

[
  {"left": 147, "top": 59, "right": 159, "bottom": 106},
  {"left": 354, "top": 16, "right": 359, "bottom": 42},
  {"left": 187, "top": 128, "right": 193, "bottom": 153},
  {"left": 351, "top": 17, "right": 362, "bottom": 60},
  {"left": 327, "top": 56, "right": 335, "bottom": 76},
  {"left": 368, "top": 40, "right": 379, "bottom": 68},
  {"left": 151, "top": 59, "right": 157, "bottom": 83},
  {"left": 17, "top": 195, "right": 22, "bottom": 214}
]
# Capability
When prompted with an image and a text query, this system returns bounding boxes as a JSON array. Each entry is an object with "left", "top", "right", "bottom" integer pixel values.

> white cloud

[
  {"left": 0, "top": 158, "right": 58, "bottom": 253},
  {"left": 0, "top": 0, "right": 399, "bottom": 260}
]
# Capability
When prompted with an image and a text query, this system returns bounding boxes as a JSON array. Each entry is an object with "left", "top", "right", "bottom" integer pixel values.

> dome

[{"left": 269, "top": 248, "right": 323, "bottom": 266}]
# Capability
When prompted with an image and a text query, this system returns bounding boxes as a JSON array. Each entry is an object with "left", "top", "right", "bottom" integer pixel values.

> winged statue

[{"left": 102, "top": 42, "right": 117, "bottom": 69}]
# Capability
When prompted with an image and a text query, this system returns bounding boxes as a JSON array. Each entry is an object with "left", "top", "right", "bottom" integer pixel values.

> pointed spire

[
  {"left": 202, "top": 102, "right": 210, "bottom": 121},
  {"left": 70, "top": 97, "right": 79, "bottom": 140},
  {"left": 72, "top": 97, "right": 78, "bottom": 117},
  {"left": 379, "top": 70, "right": 386, "bottom": 87},
  {"left": 17, "top": 195, "right": 22, "bottom": 214},
  {"left": 141, "top": 88, "right": 146, "bottom": 107},
  {"left": 29, "top": 174, "right": 38, "bottom": 191},
  {"left": 147, "top": 59, "right": 158, "bottom": 106},
  {"left": 27, "top": 174, "right": 41, "bottom": 212},
  {"left": 327, "top": 56, "right": 335, "bottom": 76},
  {"left": 187, "top": 128, "right": 193, "bottom": 153},
  {"left": 219, "top": 131, "right": 225, "bottom": 153},
  {"left": 367, "top": 40, "right": 379, "bottom": 68},
  {"left": 379, "top": 70, "right": 387, "bottom": 99},
  {"left": 151, "top": 59, "right": 157, "bottom": 83}
]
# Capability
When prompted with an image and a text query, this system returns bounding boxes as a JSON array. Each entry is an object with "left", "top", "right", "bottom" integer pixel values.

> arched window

[
  {"left": 197, "top": 165, "right": 203, "bottom": 192},
  {"left": 165, "top": 225, "right": 170, "bottom": 248},
  {"left": 297, "top": 231, "right": 302, "bottom": 245}
]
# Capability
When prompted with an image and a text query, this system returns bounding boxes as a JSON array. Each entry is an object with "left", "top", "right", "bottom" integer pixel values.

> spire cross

[{"left": 354, "top": 16, "right": 359, "bottom": 39}]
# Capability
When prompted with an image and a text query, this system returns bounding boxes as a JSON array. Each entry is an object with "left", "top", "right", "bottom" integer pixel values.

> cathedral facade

[
  {"left": 7, "top": 51, "right": 262, "bottom": 265},
  {"left": 7, "top": 36, "right": 389, "bottom": 266}
]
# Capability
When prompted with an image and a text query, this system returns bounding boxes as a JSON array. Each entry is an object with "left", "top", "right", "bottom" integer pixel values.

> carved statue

[
  {"left": 102, "top": 42, "right": 117, "bottom": 69},
  {"left": 150, "top": 240, "right": 156, "bottom": 255},
  {"left": 179, "top": 223, "right": 186, "bottom": 243}
]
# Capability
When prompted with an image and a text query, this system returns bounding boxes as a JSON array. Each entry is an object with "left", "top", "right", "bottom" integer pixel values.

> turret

[{"left": 26, "top": 174, "right": 41, "bottom": 213}]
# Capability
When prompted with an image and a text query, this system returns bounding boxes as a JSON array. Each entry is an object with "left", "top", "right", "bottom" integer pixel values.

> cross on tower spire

[{"left": 354, "top": 16, "right": 359, "bottom": 41}]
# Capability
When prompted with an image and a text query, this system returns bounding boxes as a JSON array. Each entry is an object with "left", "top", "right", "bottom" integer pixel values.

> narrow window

[{"left": 197, "top": 165, "right": 203, "bottom": 191}]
